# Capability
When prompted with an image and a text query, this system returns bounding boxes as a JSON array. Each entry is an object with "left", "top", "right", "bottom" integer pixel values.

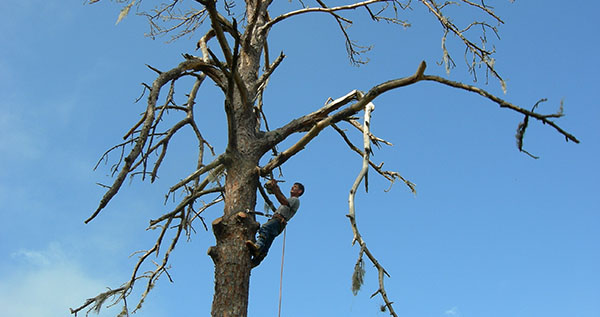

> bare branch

[
  {"left": 134, "top": 215, "right": 184, "bottom": 313},
  {"left": 186, "top": 195, "right": 224, "bottom": 228},
  {"left": 260, "top": 61, "right": 426, "bottom": 175},
  {"left": 123, "top": 112, "right": 147, "bottom": 140},
  {"left": 332, "top": 123, "right": 416, "bottom": 193},
  {"left": 419, "top": 0, "right": 505, "bottom": 90},
  {"left": 86, "top": 58, "right": 224, "bottom": 224},
  {"left": 516, "top": 98, "right": 549, "bottom": 159},
  {"left": 315, "top": 0, "right": 371, "bottom": 65},
  {"left": 252, "top": 51, "right": 285, "bottom": 102},
  {"left": 263, "top": 0, "right": 387, "bottom": 31},
  {"left": 201, "top": 0, "right": 234, "bottom": 65},
  {"left": 131, "top": 117, "right": 192, "bottom": 178},
  {"left": 262, "top": 58, "right": 576, "bottom": 179},
  {"left": 142, "top": 6, "right": 208, "bottom": 42},
  {"left": 346, "top": 101, "right": 398, "bottom": 316},
  {"left": 347, "top": 119, "right": 393, "bottom": 148},
  {"left": 70, "top": 285, "right": 128, "bottom": 316},
  {"left": 168, "top": 155, "right": 227, "bottom": 196},
  {"left": 93, "top": 138, "right": 134, "bottom": 172},
  {"left": 73, "top": 211, "right": 189, "bottom": 315},
  {"left": 196, "top": 29, "right": 216, "bottom": 60},
  {"left": 460, "top": 0, "right": 504, "bottom": 24},
  {"left": 156, "top": 184, "right": 225, "bottom": 226},
  {"left": 422, "top": 75, "right": 580, "bottom": 144}
]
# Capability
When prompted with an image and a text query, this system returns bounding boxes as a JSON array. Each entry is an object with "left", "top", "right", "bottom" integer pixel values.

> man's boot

[
  {"left": 245, "top": 240, "right": 261, "bottom": 257},
  {"left": 251, "top": 251, "right": 267, "bottom": 268}
]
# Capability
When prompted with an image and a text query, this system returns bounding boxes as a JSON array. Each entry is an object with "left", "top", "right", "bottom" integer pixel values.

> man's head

[{"left": 290, "top": 182, "right": 305, "bottom": 197}]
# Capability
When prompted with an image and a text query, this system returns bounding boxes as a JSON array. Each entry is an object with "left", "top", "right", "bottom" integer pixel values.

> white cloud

[
  {"left": 0, "top": 243, "right": 109, "bottom": 317},
  {"left": 445, "top": 306, "right": 460, "bottom": 316},
  {"left": 11, "top": 249, "right": 52, "bottom": 266}
]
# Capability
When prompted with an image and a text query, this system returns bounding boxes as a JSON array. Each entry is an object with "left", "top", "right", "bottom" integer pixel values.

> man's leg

[
  {"left": 250, "top": 251, "right": 267, "bottom": 267},
  {"left": 247, "top": 219, "right": 282, "bottom": 267}
]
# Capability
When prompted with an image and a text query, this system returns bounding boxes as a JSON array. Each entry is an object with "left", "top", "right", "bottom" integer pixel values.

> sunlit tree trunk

[
  {"left": 208, "top": 84, "right": 264, "bottom": 316},
  {"left": 209, "top": 157, "right": 259, "bottom": 316}
]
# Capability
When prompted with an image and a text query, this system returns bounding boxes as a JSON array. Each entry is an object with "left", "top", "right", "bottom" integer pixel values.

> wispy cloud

[
  {"left": 0, "top": 243, "right": 109, "bottom": 317},
  {"left": 445, "top": 306, "right": 460, "bottom": 316},
  {"left": 11, "top": 249, "right": 52, "bottom": 266}
]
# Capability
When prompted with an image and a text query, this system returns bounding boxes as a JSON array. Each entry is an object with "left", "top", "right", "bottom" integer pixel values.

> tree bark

[
  {"left": 209, "top": 211, "right": 257, "bottom": 317},
  {"left": 209, "top": 154, "right": 261, "bottom": 316},
  {"left": 209, "top": 88, "right": 263, "bottom": 316},
  {"left": 207, "top": 3, "right": 268, "bottom": 309}
]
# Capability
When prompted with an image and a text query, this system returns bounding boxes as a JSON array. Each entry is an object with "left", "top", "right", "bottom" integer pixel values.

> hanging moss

[{"left": 351, "top": 253, "right": 365, "bottom": 296}]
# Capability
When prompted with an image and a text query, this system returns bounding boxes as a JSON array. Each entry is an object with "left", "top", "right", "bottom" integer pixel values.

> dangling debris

[{"left": 352, "top": 251, "right": 365, "bottom": 296}]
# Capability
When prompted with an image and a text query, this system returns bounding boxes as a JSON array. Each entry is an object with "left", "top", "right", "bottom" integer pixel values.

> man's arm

[{"left": 267, "top": 180, "right": 289, "bottom": 207}]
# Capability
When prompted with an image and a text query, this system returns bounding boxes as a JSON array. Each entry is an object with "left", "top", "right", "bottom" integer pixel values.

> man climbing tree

[
  {"left": 70, "top": 1, "right": 580, "bottom": 317},
  {"left": 247, "top": 180, "right": 304, "bottom": 267}
]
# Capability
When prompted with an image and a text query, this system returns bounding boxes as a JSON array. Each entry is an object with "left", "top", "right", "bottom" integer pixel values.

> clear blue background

[{"left": 0, "top": 1, "right": 598, "bottom": 317}]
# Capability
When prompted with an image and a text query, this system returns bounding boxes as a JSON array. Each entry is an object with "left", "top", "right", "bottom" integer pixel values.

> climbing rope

[
  {"left": 257, "top": 178, "right": 288, "bottom": 316},
  {"left": 278, "top": 227, "right": 286, "bottom": 317}
]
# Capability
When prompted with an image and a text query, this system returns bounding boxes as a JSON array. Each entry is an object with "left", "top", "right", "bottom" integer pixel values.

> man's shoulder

[{"left": 289, "top": 196, "right": 300, "bottom": 209}]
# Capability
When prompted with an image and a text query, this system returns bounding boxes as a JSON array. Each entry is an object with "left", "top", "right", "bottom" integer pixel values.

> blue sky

[{"left": 0, "top": 1, "right": 598, "bottom": 317}]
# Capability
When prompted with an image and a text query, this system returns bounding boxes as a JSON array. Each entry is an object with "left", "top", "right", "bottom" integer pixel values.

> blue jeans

[{"left": 252, "top": 218, "right": 284, "bottom": 266}]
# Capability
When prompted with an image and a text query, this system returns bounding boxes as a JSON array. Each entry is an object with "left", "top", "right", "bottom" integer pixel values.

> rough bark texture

[
  {"left": 209, "top": 178, "right": 258, "bottom": 315},
  {"left": 209, "top": 210, "right": 258, "bottom": 317},
  {"left": 206, "top": 3, "right": 271, "bottom": 314},
  {"left": 210, "top": 74, "right": 263, "bottom": 316}
]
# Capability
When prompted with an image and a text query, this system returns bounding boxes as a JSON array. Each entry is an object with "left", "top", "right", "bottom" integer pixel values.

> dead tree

[{"left": 71, "top": 1, "right": 578, "bottom": 316}]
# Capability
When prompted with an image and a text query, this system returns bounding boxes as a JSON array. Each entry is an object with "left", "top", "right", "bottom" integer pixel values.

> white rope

[{"left": 278, "top": 227, "right": 287, "bottom": 317}]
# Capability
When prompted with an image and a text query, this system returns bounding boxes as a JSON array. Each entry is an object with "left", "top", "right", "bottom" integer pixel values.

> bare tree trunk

[
  {"left": 209, "top": 225, "right": 253, "bottom": 316},
  {"left": 209, "top": 89, "right": 263, "bottom": 316},
  {"left": 209, "top": 214, "right": 256, "bottom": 316},
  {"left": 209, "top": 158, "right": 260, "bottom": 316},
  {"left": 207, "top": 3, "right": 267, "bottom": 308}
]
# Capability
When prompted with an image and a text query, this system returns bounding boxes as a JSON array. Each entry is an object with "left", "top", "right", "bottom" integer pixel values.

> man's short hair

[{"left": 294, "top": 182, "right": 305, "bottom": 196}]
